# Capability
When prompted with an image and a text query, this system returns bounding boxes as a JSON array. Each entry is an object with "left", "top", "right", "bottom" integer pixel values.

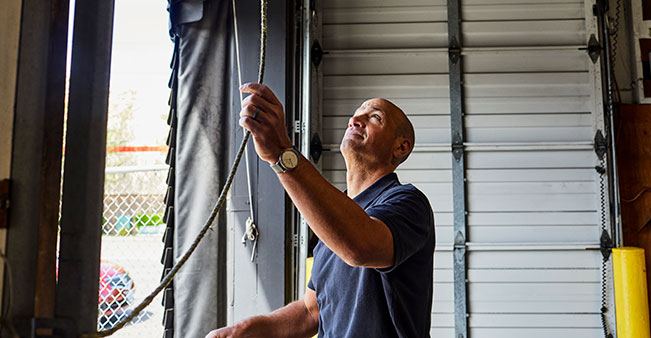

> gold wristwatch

[{"left": 270, "top": 148, "right": 300, "bottom": 173}]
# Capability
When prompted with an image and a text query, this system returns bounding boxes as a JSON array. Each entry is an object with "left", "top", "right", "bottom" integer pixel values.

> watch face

[{"left": 281, "top": 150, "right": 299, "bottom": 169}]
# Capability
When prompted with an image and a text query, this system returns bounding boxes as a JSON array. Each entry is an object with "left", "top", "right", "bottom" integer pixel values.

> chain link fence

[{"left": 99, "top": 164, "right": 168, "bottom": 337}]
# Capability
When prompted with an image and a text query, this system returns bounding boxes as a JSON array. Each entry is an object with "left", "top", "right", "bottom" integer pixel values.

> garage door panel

[
  {"left": 465, "top": 50, "right": 588, "bottom": 73},
  {"left": 324, "top": 0, "right": 577, "bottom": 9},
  {"left": 324, "top": 98, "right": 451, "bottom": 116},
  {"left": 471, "top": 301, "right": 600, "bottom": 314},
  {"left": 436, "top": 225, "right": 453, "bottom": 245},
  {"left": 473, "top": 269, "right": 599, "bottom": 283},
  {"left": 438, "top": 267, "right": 600, "bottom": 283},
  {"left": 467, "top": 251, "right": 600, "bottom": 269},
  {"left": 463, "top": 3, "right": 583, "bottom": 21},
  {"left": 469, "top": 283, "right": 600, "bottom": 304},
  {"left": 465, "top": 96, "right": 591, "bottom": 114},
  {"left": 470, "top": 314, "right": 600, "bottom": 328},
  {"left": 324, "top": 6, "right": 446, "bottom": 24},
  {"left": 468, "top": 193, "right": 596, "bottom": 212},
  {"left": 466, "top": 169, "right": 595, "bottom": 183},
  {"left": 469, "top": 328, "right": 602, "bottom": 338},
  {"left": 430, "top": 327, "right": 455, "bottom": 337},
  {"left": 324, "top": 75, "right": 449, "bottom": 99},
  {"left": 324, "top": 0, "right": 446, "bottom": 9},
  {"left": 324, "top": 23, "right": 448, "bottom": 49},
  {"left": 322, "top": 50, "right": 588, "bottom": 76},
  {"left": 322, "top": 51, "right": 448, "bottom": 75},
  {"left": 465, "top": 73, "right": 591, "bottom": 98},
  {"left": 463, "top": 21, "right": 586, "bottom": 47},
  {"left": 469, "top": 225, "right": 598, "bottom": 243},
  {"left": 468, "top": 211, "right": 597, "bottom": 226},
  {"left": 396, "top": 169, "right": 453, "bottom": 183},
  {"left": 465, "top": 113, "right": 593, "bottom": 143},
  {"left": 324, "top": 8, "right": 583, "bottom": 31},
  {"left": 466, "top": 150, "right": 594, "bottom": 169},
  {"left": 466, "top": 126, "right": 592, "bottom": 143},
  {"left": 468, "top": 181, "right": 595, "bottom": 195},
  {"left": 433, "top": 211, "right": 453, "bottom": 227},
  {"left": 324, "top": 4, "right": 583, "bottom": 25}
]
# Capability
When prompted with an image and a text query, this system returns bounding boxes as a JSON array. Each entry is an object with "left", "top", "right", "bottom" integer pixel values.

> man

[{"left": 206, "top": 83, "right": 435, "bottom": 338}]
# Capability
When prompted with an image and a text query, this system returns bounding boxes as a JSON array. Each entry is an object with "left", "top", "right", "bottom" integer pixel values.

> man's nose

[{"left": 349, "top": 115, "right": 365, "bottom": 128}]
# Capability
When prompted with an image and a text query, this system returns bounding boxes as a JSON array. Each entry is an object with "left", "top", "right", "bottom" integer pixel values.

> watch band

[{"left": 270, "top": 162, "right": 284, "bottom": 173}]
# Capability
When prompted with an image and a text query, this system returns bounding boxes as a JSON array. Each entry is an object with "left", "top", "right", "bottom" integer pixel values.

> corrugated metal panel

[{"left": 318, "top": 0, "right": 609, "bottom": 336}]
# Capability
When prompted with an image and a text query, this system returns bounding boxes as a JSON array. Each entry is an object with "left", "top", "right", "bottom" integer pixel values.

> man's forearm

[
  {"left": 238, "top": 300, "right": 317, "bottom": 338},
  {"left": 277, "top": 155, "right": 394, "bottom": 268}
]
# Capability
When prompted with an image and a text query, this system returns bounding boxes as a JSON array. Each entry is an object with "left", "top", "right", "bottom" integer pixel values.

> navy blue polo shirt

[{"left": 308, "top": 173, "right": 435, "bottom": 338}]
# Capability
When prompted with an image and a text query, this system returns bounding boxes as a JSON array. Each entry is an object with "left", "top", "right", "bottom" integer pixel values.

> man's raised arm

[{"left": 238, "top": 83, "right": 395, "bottom": 269}]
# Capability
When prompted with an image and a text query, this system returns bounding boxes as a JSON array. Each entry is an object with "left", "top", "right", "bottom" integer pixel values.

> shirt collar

[{"left": 352, "top": 172, "right": 399, "bottom": 210}]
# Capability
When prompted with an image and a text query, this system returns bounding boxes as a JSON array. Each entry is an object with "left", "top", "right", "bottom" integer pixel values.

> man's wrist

[{"left": 270, "top": 147, "right": 300, "bottom": 173}]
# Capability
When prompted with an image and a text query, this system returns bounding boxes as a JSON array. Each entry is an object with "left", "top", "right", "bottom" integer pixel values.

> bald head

[{"left": 380, "top": 99, "right": 415, "bottom": 165}]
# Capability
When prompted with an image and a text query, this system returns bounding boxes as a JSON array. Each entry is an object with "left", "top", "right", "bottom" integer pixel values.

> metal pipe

[{"left": 297, "top": 0, "right": 312, "bottom": 299}]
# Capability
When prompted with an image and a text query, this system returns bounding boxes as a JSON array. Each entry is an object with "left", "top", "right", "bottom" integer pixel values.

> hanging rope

[
  {"left": 80, "top": 0, "right": 267, "bottom": 336},
  {"left": 234, "top": 0, "right": 260, "bottom": 262}
]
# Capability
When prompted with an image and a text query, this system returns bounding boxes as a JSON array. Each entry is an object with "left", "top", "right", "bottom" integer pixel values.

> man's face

[{"left": 340, "top": 98, "right": 398, "bottom": 165}]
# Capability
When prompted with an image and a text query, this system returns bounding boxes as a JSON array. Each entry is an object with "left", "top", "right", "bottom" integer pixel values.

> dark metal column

[
  {"left": 4, "top": 0, "right": 70, "bottom": 336},
  {"left": 56, "top": 0, "right": 115, "bottom": 336},
  {"left": 447, "top": 0, "right": 469, "bottom": 337}
]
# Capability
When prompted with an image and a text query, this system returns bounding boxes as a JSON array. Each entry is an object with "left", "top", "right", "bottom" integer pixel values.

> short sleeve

[
  {"left": 307, "top": 277, "right": 315, "bottom": 290},
  {"left": 365, "top": 186, "right": 433, "bottom": 272}
]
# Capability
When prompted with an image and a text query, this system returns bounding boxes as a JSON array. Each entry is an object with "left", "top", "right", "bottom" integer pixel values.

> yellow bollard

[{"left": 613, "top": 247, "right": 651, "bottom": 338}]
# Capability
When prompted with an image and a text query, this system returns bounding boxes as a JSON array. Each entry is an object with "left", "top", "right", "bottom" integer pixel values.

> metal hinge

[
  {"left": 310, "top": 133, "right": 323, "bottom": 164},
  {"left": 452, "top": 132, "right": 464, "bottom": 162},
  {"left": 0, "top": 179, "right": 10, "bottom": 229},
  {"left": 448, "top": 37, "right": 461, "bottom": 65},
  {"left": 294, "top": 120, "right": 301, "bottom": 133},
  {"left": 311, "top": 40, "right": 323, "bottom": 69},
  {"left": 581, "top": 34, "right": 602, "bottom": 64},
  {"left": 594, "top": 130, "right": 608, "bottom": 160},
  {"left": 453, "top": 231, "right": 466, "bottom": 262},
  {"left": 600, "top": 229, "right": 613, "bottom": 260}
]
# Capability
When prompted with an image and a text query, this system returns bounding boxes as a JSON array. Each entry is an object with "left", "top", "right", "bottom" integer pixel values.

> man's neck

[{"left": 345, "top": 162, "right": 394, "bottom": 198}]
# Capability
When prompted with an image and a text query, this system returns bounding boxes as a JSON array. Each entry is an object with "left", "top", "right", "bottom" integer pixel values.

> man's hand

[
  {"left": 204, "top": 320, "right": 257, "bottom": 338},
  {"left": 204, "top": 290, "right": 318, "bottom": 338},
  {"left": 239, "top": 83, "right": 292, "bottom": 164},
  {"left": 204, "top": 326, "right": 238, "bottom": 338}
]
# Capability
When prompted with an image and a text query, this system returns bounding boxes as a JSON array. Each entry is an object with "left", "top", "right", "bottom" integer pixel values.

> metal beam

[
  {"left": 34, "top": 0, "right": 70, "bottom": 326},
  {"left": 4, "top": 0, "right": 63, "bottom": 335},
  {"left": 447, "top": 0, "right": 469, "bottom": 337},
  {"left": 55, "top": 0, "right": 115, "bottom": 336}
]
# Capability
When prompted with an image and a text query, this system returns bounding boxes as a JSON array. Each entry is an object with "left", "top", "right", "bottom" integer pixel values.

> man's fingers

[
  {"left": 240, "top": 83, "right": 282, "bottom": 107},
  {"left": 239, "top": 104, "right": 271, "bottom": 125},
  {"left": 239, "top": 116, "right": 263, "bottom": 134},
  {"left": 241, "top": 93, "right": 279, "bottom": 120}
]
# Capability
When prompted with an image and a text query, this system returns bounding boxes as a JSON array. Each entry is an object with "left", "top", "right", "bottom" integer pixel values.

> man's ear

[{"left": 394, "top": 137, "right": 411, "bottom": 159}]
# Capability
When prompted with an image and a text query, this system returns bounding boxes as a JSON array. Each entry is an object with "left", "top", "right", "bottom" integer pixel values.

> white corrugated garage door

[{"left": 315, "top": 0, "right": 615, "bottom": 337}]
